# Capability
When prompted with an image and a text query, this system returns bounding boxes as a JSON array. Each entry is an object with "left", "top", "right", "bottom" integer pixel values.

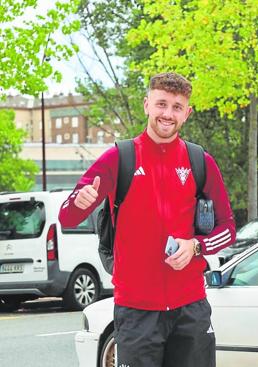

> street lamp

[
  {"left": 41, "top": 91, "right": 46, "bottom": 191},
  {"left": 40, "top": 42, "right": 51, "bottom": 191}
]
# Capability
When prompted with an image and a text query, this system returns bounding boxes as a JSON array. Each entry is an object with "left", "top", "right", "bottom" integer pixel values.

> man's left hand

[{"left": 165, "top": 238, "right": 194, "bottom": 270}]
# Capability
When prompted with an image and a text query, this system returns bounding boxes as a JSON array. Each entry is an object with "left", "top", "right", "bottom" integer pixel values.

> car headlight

[{"left": 82, "top": 313, "right": 89, "bottom": 331}]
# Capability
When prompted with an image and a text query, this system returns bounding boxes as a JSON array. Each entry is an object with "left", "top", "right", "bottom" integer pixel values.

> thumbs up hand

[
  {"left": 92, "top": 176, "right": 100, "bottom": 192},
  {"left": 74, "top": 176, "right": 101, "bottom": 210}
]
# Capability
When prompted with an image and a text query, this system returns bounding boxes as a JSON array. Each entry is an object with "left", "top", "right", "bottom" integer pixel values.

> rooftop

[{"left": 0, "top": 93, "right": 87, "bottom": 109}]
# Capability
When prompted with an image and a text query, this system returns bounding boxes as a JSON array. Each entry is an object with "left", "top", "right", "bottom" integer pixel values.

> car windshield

[
  {"left": 237, "top": 220, "right": 258, "bottom": 240},
  {"left": 0, "top": 201, "right": 45, "bottom": 240},
  {"left": 229, "top": 249, "right": 258, "bottom": 286}
]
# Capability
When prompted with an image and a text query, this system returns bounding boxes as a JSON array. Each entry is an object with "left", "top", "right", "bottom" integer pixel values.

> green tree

[
  {"left": 182, "top": 108, "right": 248, "bottom": 219},
  {"left": 0, "top": 109, "right": 38, "bottom": 191},
  {"left": 0, "top": 0, "right": 80, "bottom": 95},
  {"left": 0, "top": 0, "right": 81, "bottom": 191},
  {"left": 128, "top": 0, "right": 257, "bottom": 220}
]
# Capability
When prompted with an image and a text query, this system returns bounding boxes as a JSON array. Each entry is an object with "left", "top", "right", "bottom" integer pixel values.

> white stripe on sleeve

[
  {"left": 203, "top": 228, "right": 232, "bottom": 252},
  {"left": 203, "top": 229, "right": 230, "bottom": 243}
]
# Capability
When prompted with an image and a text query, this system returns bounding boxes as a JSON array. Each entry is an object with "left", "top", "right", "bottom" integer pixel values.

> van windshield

[{"left": 0, "top": 201, "right": 45, "bottom": 240}]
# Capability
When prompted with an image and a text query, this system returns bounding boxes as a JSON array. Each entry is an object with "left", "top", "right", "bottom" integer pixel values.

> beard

[{"left": 149, "top": 117, "right": 180, "bottom": 140}]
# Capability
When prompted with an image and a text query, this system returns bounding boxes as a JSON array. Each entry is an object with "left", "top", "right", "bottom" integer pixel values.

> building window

[
  {"left": 64, "top": 133, "right": 70, "bottom": 140},
  {"left": 64, "top": 117, "right": 69, "bottom": 124},
  {"left": 56, "top": 118, "right": 62, "bottom": 128},
  {"left": 56, "top": 134, "right": 62, "bottom": 144},
  {"left": 72, "top": 116, "right": 79, "bottom": 127},
  {"left": 72, "top": 133, "right": 79, "bottom": 144},
  {"left": 25, "top": 123, "right": 30, "bottom": 132},
  {"left": 97, "top": 131, "right": 104, "bottom": 144}
]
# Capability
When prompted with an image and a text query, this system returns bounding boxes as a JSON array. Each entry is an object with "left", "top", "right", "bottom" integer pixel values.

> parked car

[
  {"left": 218, "top": 218, "right": 258, "bottom": 265},
  {"left": 75, "top": 243, "right": 258, "bottom": 367},
  {"left": 0, "top": 190, "right": 113, "bottom": 311}
]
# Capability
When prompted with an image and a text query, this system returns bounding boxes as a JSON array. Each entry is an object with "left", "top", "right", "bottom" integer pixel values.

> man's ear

[
  {"left": 186, "top": 106, "right": 193, "bottom": 120},
  {"left": 143, "top": 96, "right": 149, "bottom": 116}
]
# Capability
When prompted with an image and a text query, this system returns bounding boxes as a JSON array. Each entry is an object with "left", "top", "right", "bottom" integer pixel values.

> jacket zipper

[{"left": 160, "top": 145, "right": 170, "bottom": 310}]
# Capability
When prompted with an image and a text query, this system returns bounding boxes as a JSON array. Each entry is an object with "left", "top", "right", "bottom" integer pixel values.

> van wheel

[
  {"left": 63, "top": 268, "right": 100, "bottom": 310},
  {"left": 0, "top": 297, "right": 21, "bottom": 312},
  {"left": 99, "top": 333, "right": 115, "bottom": 367}
]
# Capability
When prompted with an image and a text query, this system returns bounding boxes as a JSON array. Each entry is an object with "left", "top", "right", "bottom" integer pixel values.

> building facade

[
  {"left": 0, "top": 93, "right": 117, "bottom": 191},
  {"left": 0, "top": 93, "right": 116, "bottom": 145},
  {"left": 21, "top": 143, "right": 111, "bottom": 191}
]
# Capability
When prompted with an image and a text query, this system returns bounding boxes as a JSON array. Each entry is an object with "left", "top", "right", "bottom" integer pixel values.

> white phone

[{"left": 165, "top": 236, "right": 179, "bottom": 256}]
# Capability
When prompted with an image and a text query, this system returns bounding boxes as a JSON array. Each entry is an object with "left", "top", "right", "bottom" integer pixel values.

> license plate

[{"left": 0, "top": 263, "right": 24, "bottom": 273}]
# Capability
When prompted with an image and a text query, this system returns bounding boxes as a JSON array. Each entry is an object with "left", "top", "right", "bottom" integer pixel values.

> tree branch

[
  {"left": 83, "top": 4, "right": 134, "bottom": 126},
  {"left": 74, "top": 46, "right": 127, "bottom": 129}
]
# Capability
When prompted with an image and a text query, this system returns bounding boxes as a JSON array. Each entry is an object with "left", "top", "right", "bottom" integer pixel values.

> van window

[
  {"left": 0, "top": 201, "right": 45, "bottom": 240},
  {"left": 61, "top": 215, "right": 95, "bottom": 234}
]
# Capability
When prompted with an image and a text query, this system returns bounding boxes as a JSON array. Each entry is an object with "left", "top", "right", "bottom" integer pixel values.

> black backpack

[{"left": 97, "top": 139, "right": 214, "bottom": 275}]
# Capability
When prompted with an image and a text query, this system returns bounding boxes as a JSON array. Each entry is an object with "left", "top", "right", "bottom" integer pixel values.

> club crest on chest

[{"left": 175, "top": 167, "right": 191, "bottom": 185}]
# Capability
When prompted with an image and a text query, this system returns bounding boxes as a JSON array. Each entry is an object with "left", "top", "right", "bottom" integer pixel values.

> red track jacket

[{"left": 59, "top": 131, "right": 236, "bottom": 310}]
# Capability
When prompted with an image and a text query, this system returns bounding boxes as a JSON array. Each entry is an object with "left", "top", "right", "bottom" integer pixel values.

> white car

[
  {"left": 75, "top": 243, "right": 258, "bottom": 367},
  {"left": 0, "top": 190, "right": 112, "bottom": 311}
]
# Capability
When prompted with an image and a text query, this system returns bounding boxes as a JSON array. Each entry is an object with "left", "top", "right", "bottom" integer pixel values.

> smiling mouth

[{"left": 158, "top": 119, "right": 175, "bottom": 126}]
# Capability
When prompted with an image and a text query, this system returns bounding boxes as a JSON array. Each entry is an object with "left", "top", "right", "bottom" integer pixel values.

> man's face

[{"left": 144, "top": 89, "right": 192, "bottom": 143}]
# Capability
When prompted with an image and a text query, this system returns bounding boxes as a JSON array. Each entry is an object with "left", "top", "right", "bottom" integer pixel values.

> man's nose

[{"left": 162, "top": 107, "right": 174, "bottom": 119}]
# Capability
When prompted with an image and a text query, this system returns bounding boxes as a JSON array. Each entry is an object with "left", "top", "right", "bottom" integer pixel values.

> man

[{"left": 59, "top": 72, "right": 236, "bottom": 367}]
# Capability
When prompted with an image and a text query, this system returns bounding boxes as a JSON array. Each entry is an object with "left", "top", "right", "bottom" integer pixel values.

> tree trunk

[{"left": 247, "top": 94, "right": 257, "bottom": 220}]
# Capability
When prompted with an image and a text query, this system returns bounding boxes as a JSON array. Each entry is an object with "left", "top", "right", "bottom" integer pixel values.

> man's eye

[
  {"left": 157, "top": 103, "right": 166, "bottom": 107},
  {"left": 174, "top": 105, "right": 182, "bottom": 111}
]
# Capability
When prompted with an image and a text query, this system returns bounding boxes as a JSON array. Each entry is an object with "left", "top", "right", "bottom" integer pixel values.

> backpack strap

[
  {"left": 185, "top": 141, "right": 206, "bottom": 197},
  {"left": 114, "top": 139, "right": 135, "bottom": 207},
  {"left": 97, "top": 139, "right": 135, "bottom": 274}
]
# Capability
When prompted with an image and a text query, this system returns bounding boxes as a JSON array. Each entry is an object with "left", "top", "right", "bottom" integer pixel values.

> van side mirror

[{"left": 205, "top": 270, "right": 222, "bottom": 287}]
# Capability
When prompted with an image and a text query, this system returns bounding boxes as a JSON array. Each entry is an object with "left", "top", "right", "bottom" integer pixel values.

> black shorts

[{"left": 114, "top": 298, "right": 216, "bottom": 367}]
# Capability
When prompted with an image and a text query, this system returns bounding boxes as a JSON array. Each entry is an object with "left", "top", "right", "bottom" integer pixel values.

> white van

[{"left": 0, "top": 190, "right": 113, "bottom": 311}]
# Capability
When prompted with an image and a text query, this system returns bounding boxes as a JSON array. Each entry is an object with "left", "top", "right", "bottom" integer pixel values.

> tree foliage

[
  {"left": 128, "top": 0, "right": 257, "bottom": 114},
  {"left": 0, "top": 1, "right": 81, "bottom": 192},
  {"left": 127, "top": 0, "right": 258, "bottom": 219},
  {"left": 0, "top": 109, "right": 38, "bottom": 191},
  {"left": 0, "top": 0, "right": 81, "bottom": 96},
  {"left": 182, "top": 108, "right": 248, "bottom": 213}
]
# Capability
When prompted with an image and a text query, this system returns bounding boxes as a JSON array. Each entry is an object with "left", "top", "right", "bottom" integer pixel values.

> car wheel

[
  {"left": 63, "top": 268, "right": 100, "bottom": 310},
  {"left": 100, "top": 333, "right": 115, "bottom": 367}
]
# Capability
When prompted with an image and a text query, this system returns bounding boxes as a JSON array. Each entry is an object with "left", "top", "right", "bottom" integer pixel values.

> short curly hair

[{"left": 149, "top": 72, "right": 192, "bottom": 99}]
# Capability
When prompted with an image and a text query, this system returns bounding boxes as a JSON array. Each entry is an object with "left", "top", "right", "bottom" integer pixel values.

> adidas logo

[{"left": 134, "top": 166, "right": 145, "bottom": 176}]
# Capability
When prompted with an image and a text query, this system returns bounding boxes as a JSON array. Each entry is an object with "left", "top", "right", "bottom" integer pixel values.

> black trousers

[{"left": 114, "top": 298, "right": 216, "bottom": 367}]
